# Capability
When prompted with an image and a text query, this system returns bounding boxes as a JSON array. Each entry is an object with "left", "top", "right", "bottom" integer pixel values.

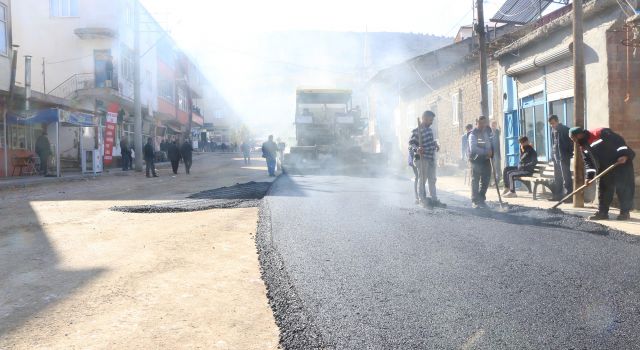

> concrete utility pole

[
  {"left": 572, "top": 0, "right": 586, "bottom": 208},
  {"left": 476, "top": 0, "right": 489, "bottom": 118},
  {"left": 133, "top": 0, "right": 143, "bottom": 171}
]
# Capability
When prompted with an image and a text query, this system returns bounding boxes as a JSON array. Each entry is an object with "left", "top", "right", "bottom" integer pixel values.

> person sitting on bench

[{"left": 502, "top": 136, "right": 538, "bottom": 198}]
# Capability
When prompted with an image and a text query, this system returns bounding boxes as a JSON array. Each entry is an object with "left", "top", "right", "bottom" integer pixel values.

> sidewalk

[
  {"left": 0, "top": 153, "right": 280, "bottom": 349},
  {"left": 0, "top": 152, "right": 209, "bottom": 191},
  {"left": 436, "top": 174, "right": 640, "bottom": 236}
]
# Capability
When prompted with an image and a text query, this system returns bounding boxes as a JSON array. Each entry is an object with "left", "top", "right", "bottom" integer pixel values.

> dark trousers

[
  {"left": 38, "top": 153, "right": 49, "bottom": 175},
  {"left": 552, "top": 157, "right": 573, "bottom": 198},
  {"left": 266, "top": 156, "right": 276, "bottom": 176},
  {"left": 184, "top": 158, "right": 192, "bottom": 174},
  {"left": 145, "top": 159, "right": 157, "bottom": 177},
  {"left": 598, "top": 162, "right": 635, "bottom": 213},
  {"left": 243, "top": 153, "right": 251, "bottom": 164},
  {"left": 471, "top": 159, "right": 491, "bottom": 203},
  {"left": 122, "top": 153, "right": 130, "bottom": 171},
  {"left": 171, "top": 160, "right": 179, "bottom": 174},
  {"left": 503, "top": 166, "right": 532, "bottom": 192}
]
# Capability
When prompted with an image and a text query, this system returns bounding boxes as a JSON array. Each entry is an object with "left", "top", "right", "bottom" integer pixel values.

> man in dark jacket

[
  {"left": 549, "top": 115, "right": 573, "bottom": 201},
  {"left": 143, "top": 137, "right": 158, "bottom": 178},
  {"left": 570, "top": 127, "right": 635, "bottom": 221},
  {"left": 35, "top": 130, "right": 52, "bottom": 176},
  {"left": 167, "top": 140, "right": 181, "bottom": 174},
  {"left": 468, "top": 116, "right": 494, "bottom": 208},
  {"left": 501, "top": 136, "right": 538, "bottom": 198},
  {"left": 180, "top": 139, "right": 194, "bottom": 174},
  {"left": 120, "top": 137, "right": 131, "bottom": 171},
  {"left": 262, "top": 135, "right": 278, "bottom": 177}
]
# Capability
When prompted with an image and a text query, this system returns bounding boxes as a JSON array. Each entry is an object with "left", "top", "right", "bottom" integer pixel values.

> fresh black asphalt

[{"left": 257, "top": 174, "right": 640, "bottom": 349}]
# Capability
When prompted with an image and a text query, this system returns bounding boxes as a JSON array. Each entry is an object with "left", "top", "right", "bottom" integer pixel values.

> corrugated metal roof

[{"left": 491, "top": 0, "right": 554, "bottom": 25}]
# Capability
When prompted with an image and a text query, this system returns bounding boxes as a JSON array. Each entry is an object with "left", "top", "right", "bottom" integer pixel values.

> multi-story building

[
  {"left": 0, "top": 0, "right": 13, "bottom": 176},
  {"left": 5, "top": 0, "right": 215, "bottom": 174}
]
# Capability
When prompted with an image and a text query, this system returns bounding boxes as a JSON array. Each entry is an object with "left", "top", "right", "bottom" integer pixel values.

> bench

[
  {"left": 12, "top": 156, "right": 38, "bottom": 176},
  {"left": 513, "top": 163, "right": 555, "bottom": 200}
]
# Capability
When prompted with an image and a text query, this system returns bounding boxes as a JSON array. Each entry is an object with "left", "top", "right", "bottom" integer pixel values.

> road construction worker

[
  {"left": 502, "top": 136, "right": 538, "bottom": 198},
  {"left": 262, "top": 135, "right": 278, "bottom": 177},
  {"left": 468, "top": 116, "right": 494, "bottom": 208},
  {"left": 409, "top": 110, "right": 446, "bottom": 209},
  {"left": 549, "top": 115, "right": 573, "bottom": 201},
  {"left": 569, "top": 127, "right": 635, "bottom": 221}
]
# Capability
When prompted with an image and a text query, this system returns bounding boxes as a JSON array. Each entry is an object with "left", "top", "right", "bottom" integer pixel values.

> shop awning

[{"left": 7, "top": 108, "right": 97, "bottom": 127}]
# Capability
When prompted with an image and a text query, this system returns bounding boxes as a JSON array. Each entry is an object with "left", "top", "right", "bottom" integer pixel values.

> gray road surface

[{"left": 260, "top": 174, "right": 640, "bottom": 349}]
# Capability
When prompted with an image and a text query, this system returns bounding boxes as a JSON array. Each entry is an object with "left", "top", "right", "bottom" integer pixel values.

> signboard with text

[{"left": 103, "top": 103, "right": 120, "bottom": 166}]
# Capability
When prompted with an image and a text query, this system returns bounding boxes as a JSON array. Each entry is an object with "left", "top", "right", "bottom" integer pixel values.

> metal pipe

[{"left": 25, "top": 55, "right": 32, "bottom": 111}]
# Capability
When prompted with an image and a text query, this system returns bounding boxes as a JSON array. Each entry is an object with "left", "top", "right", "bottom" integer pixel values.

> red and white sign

[{"left": 103, "top": 103, "right": 119, "bottom": 166}]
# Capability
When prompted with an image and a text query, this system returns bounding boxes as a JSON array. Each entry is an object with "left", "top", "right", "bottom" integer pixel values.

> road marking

[{"left": 461, "top": 329, "right": 485, "bottom": 350}]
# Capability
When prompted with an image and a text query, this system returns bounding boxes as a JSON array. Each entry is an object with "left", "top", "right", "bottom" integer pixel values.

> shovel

[{"left": 549, "top": 163, "right": 619, "bottom": 212}]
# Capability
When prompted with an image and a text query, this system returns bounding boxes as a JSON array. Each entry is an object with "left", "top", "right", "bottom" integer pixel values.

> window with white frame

[
  {"left": 50, "top": 0, "right": 79, "bottom": 17},
  {"left": 487, "top": 81, "right": 494, "bottom": 119},
  {"left": 451, "top": 92, "right": 460, "bottom": 125},
  {"left": 121, "top": 45, "right": 134, "bottom": 82},
  {"left": 158, "top": 78, "right": 174, "bottom": 103},
  {"left": 0, "top": 5, "right": 7, "bottom": 56},
  {"left": 177, "top": 86, "right": 187, "bottom": 112}
]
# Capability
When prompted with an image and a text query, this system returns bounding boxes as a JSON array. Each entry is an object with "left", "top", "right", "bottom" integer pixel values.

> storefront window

[
  {"left": 548, "top": 97, "right": 575, "bottom": 127},
  {"left": 520, "top": 92, "right": 548, "bottom": 161}
]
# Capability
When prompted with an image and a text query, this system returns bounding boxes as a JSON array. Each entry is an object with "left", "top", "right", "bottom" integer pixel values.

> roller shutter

[{"left": 545, "top": 59, "right": 574, "bottom": 95}]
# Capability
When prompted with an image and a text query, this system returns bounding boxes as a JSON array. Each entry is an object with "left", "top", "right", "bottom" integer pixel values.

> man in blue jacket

[{"left": 468, "top": 116, "right": 494, "bottom": 208}]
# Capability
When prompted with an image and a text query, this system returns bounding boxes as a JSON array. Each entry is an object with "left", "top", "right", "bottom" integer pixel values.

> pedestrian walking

[
  {"left": 277, "top": 138, "right": 286, "bottom": 170},
  {"left": 180, "top": 138, "right": 194, "bottom": 175},
  {"left": 241, "top": 141, "right": 251, "bottom": 164},
  {"left": 548, "top": 115, "right": 574, "bottom": 201},
  {"left": 468, "top": 116, "right": 494, "bottom": 208},
  {"left": 144, "top": 137, "right": 158, "bottom": 178},
  {"left": 409, "top": 110, "right": 446, "bottom": 208},
  {"left": 120, "top": 137, "right": 131, "bottom": 171},
  {"left": 167, "top": 140, "right": 181, "bottom": 174},
  {"left": 35, "top": 130, "right": 52, "bottom": 176},
  {"left": 501, "top": 136, "right": 538, "bottom": 198},
  {"left": 262, "top": 135, "right": 278, "bottom": 177},
  {"left": 490, "top": 120, "right": 502, "bottom": 185},
  {"left": 569, "top": 127, "right": 635, "bottom": 221}
]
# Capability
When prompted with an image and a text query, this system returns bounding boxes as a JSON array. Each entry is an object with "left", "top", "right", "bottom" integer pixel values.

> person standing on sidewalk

[
  {"left": 144, "top": 137, "right": 158, "bottom": 178},
  {"left": 548, "top": 115, "right": 573, "bottom": 201},
  {"left": 35, "top": 130, "right": 52, "bottom": 177},
  {"left": 569, "top": 127, "right": 635, "bottom": 221},
  {"left": 460, "top": 124, "right": 473, "bottom": 164},
  {"left": 181, "top": 138, "right": 194, "bottom": 175},
  {"left": 120, "top": 137, "right": 131, "bottom": 171},
  {"left": 241, "top": 141, "right": 251, "bottom": 164},
  {"left": 490, "top": 120, "right": 502, "bottom": 185},
  {"left": 409, "top": 110, "right": 446, "bottom": 209},
  {"left": 167, "top": 140, "right": 181, "bottom": 175},
  {"left": 501, "top": 136, "right": 538, "bottom": 198},
  {"left": 262, "top": 135, "right": 278, "bottom": 177},
  {"left": 468, "top": 116, "right": 494, "bottom": 209}
]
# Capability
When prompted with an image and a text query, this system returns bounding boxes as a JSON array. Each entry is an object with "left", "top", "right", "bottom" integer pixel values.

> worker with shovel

[
  {"left": 570, "top": 127, "right": 635, "bottom": 221},
  {"left": 409, "top": 110, "right": 446, "bottom": 209}
]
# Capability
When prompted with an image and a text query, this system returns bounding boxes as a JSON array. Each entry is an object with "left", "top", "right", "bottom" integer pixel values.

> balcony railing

[{"left": 48, "top": 73, "right": 95, "bottom": 99}]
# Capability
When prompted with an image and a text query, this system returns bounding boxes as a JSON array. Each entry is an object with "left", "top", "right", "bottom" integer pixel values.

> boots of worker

[
  {"left": 617, "top": 211, "right": 631, "bottom": 221},
  {"left": 502, "top": 188, "right": 510, "bottom": 195},
  {"left": 431, "top": 199, "right": 447, "bottom": 208},
  {"left": 503, "top": 192, "right": 517, "bottom": 198},
  {"left": 588, "top": 212, "right": 609, "bottom": 221}
]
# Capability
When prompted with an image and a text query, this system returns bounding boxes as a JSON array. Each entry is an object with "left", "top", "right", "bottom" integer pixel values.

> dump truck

[{"left": 283, "top": 88, "right": 385, "bottom": 174}]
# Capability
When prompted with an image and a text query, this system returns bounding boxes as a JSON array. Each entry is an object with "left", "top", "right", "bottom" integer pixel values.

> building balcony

[{"left": 48, "top": 73, "right": 133, "bottom": 104}]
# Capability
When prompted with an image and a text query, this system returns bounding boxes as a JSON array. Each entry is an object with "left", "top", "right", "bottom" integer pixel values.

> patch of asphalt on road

[
  {"left": 255, "top": 178, "right": 330, "bottom": 350},
  {"left": 110, "top": 181, "right": 272, "bottom": 213}
]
